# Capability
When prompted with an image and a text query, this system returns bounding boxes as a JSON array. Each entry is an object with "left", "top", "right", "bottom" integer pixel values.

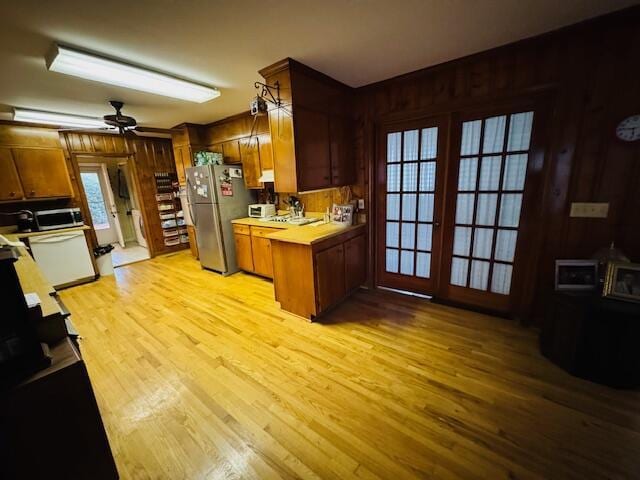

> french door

[
  {"left": 376, "top": 102, "right": 546, "bottom": 314},
  {"left": 376, "top": 117, "right": 447, "bottom": 295}
]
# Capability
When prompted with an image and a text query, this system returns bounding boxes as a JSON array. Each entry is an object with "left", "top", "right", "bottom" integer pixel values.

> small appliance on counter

[
  {"left": 33, "top": 208, "right": 83, "bottom": 231},
  {"left": 248, "top": 203, "right": 276, "bottom": 218}
]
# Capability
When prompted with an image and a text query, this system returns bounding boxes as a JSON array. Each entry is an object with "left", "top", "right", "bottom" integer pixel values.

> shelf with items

[{"left": 154, "top": 171, "right": 188, "bottom": 249}]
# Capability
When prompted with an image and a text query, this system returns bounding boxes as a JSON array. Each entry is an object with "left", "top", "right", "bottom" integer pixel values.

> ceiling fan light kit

[
  {"left": 46, "top": 44, "right": 220, "bottom": 103},
  {"left": 13, "top": 107, "right": 108, "bottom": 129}
]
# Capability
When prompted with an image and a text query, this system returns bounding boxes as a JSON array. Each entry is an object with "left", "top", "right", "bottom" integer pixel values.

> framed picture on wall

[
  {"left": 554, "top": 260, "right": 598, "bottom": 291},
  {"left": 603, "top": 262, "right": 640, "bottom": 303}
]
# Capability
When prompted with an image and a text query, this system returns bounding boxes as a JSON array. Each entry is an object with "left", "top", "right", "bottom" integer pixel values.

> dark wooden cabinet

[
  {"left": 260, "top": 58, "right": 355, "bottom": 193},
  {"left": 540, "top": 292, "right": 640, "bottom": 388},
  {"left": 11, "top": 147, "right": 73, "bottom": 199},
  {"left": 295, "top": 107, "right": 332, "bottom": 191},
  {"left": 187, "top": 225, "right": 198, "bottom": 259},
  {"left": 344, "top": 234, "right": 366, "bottom": 292},
  {"left": 173, "top": 144, "right": 192, "bottom": 185},
  {"left": 315, "top": 243, "right": 346, "bottom": 311},
  {"left": 0, "top": 147, "right": 24, "bottom": 201}
]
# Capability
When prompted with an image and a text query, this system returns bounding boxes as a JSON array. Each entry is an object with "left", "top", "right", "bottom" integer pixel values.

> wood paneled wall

[
  {"left": 60, "top": 131, "right": 177, "bottom": 256},
  {"left": 354, "top": 6, "right": 640, "bottom": 324}
]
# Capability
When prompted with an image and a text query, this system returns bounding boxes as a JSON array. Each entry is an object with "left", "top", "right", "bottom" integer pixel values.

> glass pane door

[
  {"left": 446, "top": 110, "right": 535, "bottom": 310},
  {"left": 377, "top": 118, "right": 444, "bottom": 295}
]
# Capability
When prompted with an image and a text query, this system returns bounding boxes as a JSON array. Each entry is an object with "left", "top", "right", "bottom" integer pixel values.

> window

[{"left": 80, "top": 171, "right": 110, "bottom": 229}]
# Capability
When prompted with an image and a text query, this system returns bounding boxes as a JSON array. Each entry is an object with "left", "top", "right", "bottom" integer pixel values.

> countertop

[
  {"left": 0, "top": 226, "right": 85, "bottom": 319},
  {"left": 0, "top": 225, "right": 90, "bottom": 241},
  {"left": 231, "top": 217, "right": 293, "bottom": 229},
  {"left": 267, "top": 223, "right": 366, "bottom": 246}
]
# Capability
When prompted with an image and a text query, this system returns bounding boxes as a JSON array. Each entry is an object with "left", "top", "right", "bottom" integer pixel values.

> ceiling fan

[{"left": 57, "top": 100, "right": 176, "bottom": 137}]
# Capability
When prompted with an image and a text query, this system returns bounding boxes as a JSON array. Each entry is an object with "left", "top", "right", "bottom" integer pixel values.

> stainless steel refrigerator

[{"left": 185, "top": 164, "right": 255, "bottom": 274}]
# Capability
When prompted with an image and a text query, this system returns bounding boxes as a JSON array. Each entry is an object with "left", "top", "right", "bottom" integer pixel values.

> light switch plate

[
  {"left": 357, "top": 198, "right": 365, "bottom": 210},
  {"left": 570, "top": 202, "right": 609, "bottom": 218}
]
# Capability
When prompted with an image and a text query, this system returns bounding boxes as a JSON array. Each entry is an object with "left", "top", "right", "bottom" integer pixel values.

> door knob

[{"left": 434, "top": 221, "right": 441, "bottom": 227}]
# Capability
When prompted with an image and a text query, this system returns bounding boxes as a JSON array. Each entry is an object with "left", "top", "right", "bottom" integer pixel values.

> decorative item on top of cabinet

[
  {"left": 9, "top": 148, "right": 73, "bottom": 199},
  {"left": 258, "top": 58, "right": 356, "bottom": 193}
]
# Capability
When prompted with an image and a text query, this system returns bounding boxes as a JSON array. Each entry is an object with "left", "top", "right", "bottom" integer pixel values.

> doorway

[
  {"left": 376, "top": 101, "right": 547, "bottom": 315},
  {"left": 78, "top": 156, "right": 150, "bottom": 267}
]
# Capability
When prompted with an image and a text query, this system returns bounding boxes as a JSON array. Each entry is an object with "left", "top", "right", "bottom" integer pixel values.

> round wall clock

[{"left": 616, "top": 114, "right": 640, "bottom": 142}]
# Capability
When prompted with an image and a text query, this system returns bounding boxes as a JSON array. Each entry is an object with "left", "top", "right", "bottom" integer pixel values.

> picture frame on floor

[
  {"left": 554, "top": 260, "right": 598, "bottom": 291},
  {"left": 603, "top": 261, "right": 640, "bottom": 303}
]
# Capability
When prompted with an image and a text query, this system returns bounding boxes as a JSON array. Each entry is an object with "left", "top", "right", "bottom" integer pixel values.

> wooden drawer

[
  {"left": 250, "top": 226, "right": 280, "bottom": 238},
  {"left": 233, "top": 224, "right": 251, "bottom": 235}
]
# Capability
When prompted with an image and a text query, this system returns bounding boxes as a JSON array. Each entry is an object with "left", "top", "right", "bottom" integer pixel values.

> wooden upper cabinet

[
  {"left": 239, "top": 137, "right": 262, "bottom": 189},
  {"left": 295, "top": 107, "right": 331, "bottom": 191},
  {"left": 222, "top": 140, "right": 241, "bottom": 164},
  {"left": 0, "top": 148, "right": 24, "bottom": 201},
  {"left": 257, "top": 133, "right": 274, "bottom": 171},
  {"left": 11, "top": 148, "right": 73, "bottom": 199},
  {"left": 259, "top": 58, "right": 355, "bottom": 193}
]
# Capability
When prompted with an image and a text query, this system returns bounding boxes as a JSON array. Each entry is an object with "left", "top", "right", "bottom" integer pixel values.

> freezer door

[
  {"left": 194, "top": 203, "right": 226, "bottom": 272},
  {"left": 186, "top": 165, "right": 218, "bottom": 205}
]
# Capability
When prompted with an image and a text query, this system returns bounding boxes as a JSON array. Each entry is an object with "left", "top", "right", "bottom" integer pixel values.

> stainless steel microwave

[{"left": 34, "top": 208, "right": 84, "bottom": 231}]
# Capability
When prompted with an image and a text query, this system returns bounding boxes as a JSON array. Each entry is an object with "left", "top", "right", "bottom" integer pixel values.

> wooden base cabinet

[
  {"left": 271, "top": 226, "right": 366, "bottom": 320},
  {"left": 232, "top": 224, "right": 279, "bottom": 278}
]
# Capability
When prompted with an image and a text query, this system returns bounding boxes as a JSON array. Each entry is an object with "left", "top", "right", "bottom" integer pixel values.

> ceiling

[{"left": 0, "top": 0, "right": 636, "bottom": 128}]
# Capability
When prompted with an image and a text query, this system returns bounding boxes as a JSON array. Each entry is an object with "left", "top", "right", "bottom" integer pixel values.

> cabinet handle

[
  {"left": 29, "top": 190, "right": 35, "bottom": 196},
  {"left": 9, "top": 191, "right": 15, "bottom": 197}
]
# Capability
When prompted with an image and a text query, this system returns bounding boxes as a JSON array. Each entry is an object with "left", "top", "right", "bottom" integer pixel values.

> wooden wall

[
  {"left": 60, "top": 131, "right": 177, "bottom": 257},
  {"left": 354, "top": 6, "right": 640, "bottom": 324}
]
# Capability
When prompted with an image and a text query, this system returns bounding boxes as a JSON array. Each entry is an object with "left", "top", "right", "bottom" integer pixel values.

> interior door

[
  {"left": 440, "top": 106, "right": 545, "bottom": 312},
  {"left": 376, "top": 117, "right": 447, "bottom": 295}
]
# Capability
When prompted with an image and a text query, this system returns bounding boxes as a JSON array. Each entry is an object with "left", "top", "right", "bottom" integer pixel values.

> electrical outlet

[
  {"left": 357, "top": 198, "right": 365, "bottom": 210},
  {"left": 569, "top": 202, "right": 609, "bottom": 218}
]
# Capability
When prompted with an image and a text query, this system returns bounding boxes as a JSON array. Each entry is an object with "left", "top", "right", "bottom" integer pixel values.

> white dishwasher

[{"left": 30, "top": 230, "right": 96, "bottom": 288}]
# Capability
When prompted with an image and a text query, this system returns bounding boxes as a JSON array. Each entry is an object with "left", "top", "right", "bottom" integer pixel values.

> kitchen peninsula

[{"left": 231, "top": 216, "right": 366, "bottom": 319}]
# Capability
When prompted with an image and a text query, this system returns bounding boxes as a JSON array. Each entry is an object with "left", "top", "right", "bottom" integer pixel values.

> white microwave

[{"left": 248, "top": 204, "right": 276, "bottom": 218}]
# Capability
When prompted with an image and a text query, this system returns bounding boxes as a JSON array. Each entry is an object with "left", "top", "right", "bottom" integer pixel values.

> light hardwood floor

[{"left": 60, "top": 251, "right": 640, "bottom": 480}]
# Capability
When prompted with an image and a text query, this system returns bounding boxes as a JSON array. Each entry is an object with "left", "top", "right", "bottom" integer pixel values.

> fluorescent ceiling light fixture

[
  {"left": 13, "top": 108, "right": 108, "bottom": 129},
  {"left": 46, "top": 44, "right": 220, "bottom": 103}
]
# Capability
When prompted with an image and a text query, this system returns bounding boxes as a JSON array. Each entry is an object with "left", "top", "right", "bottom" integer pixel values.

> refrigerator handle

[{"left": 186, "top": 177, "right": 197, "bottom": 226}]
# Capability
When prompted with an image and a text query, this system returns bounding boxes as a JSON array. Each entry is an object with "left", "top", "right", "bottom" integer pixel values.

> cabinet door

[
  {"left": 222, "top": 140, "right": 241, "bottom": 164},
  {"left": 269, "top": 108, "right": 297, "bottom": 193},
  {"left": 234, "top": 233, "right": 254, "bottom": 272},
  {"left": 239, "top": 137, "right": 262, "bottom": 189},
  {"left": 0, "top": 148, "right": 24, "bottom": 201},
  {"left": 251, "top": 236, "right": 273, "bottom": 278},
  {"left": 329, "top": 115, "right": 356, "bottom": 186},
  {"left": 345, "top": 234, "right": 366, "bottom": 292},
  {"left": 174, "top": 145, "right": 192, "bottom": 185},
  {"left": 257, "top": 133, "right": 274, "bottom": 171},
  {"left": 12, "top": 148, "right": 73, "bottom": 198},
  {"left": 295, "top": 107, "right": 331, "bottom": 192},
  {"left": 315, "top": 243, "right": 345, "bottom": 311}
]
